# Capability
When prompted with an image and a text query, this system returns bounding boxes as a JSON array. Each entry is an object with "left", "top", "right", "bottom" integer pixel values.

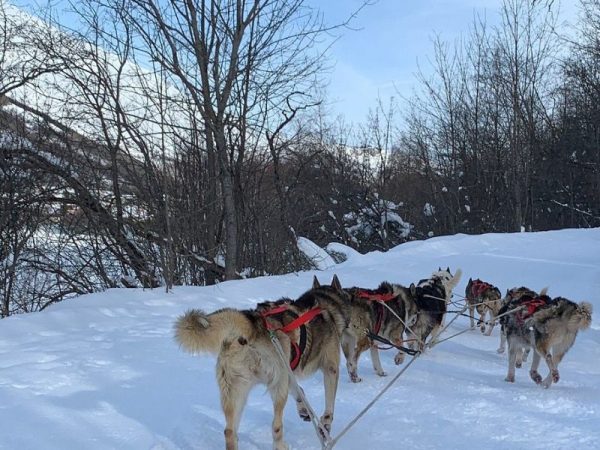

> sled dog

[
  {"left": 496, "top": 286, "right": 546, "bottom": 356},
  {"left": 340, "top": 281, "right": 419, "bottom": 382},
  {"left": 465, "top": 278, "right": 502, "bottom": 335},
  {"left": 174, "top": 276, "right": 351, "bottom": 450},
  {"left": 498, "top": 291, "right": 592, "bottom": 388},
  {"left": 407, "top": 267, "right": 462, "bottom": 351}
]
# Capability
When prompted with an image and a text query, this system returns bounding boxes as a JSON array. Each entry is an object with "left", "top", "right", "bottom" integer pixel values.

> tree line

[{"left": 1, "top": 0, "right": 599, "bottom": 316}]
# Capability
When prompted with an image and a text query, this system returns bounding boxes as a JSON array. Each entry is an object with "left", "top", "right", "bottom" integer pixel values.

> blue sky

[
  {"left": 19, "top": 0, "right": 579, "bottom": 125},
  {"left": 311, "top": 0, "right": 579, "bottom": 124}
]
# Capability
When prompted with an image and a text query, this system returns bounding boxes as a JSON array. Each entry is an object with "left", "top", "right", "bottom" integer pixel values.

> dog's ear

[
  {"left": 331, "top": 274, "right": 342, "bottom": 291},
  {"left": 468, "top": 277, "right": 472, "bottom": 283},
  {"left": 410, "top": 283, "right": 417, "bottom": 296},
  {"left": 438, "top": 266, "right": 442, "bottom": 271},
  {"left": 446, "top": 266, "right": 450, "bottom": 273},
  {"left": 312, "top": 275, "right": 321, "bottom": 289}
]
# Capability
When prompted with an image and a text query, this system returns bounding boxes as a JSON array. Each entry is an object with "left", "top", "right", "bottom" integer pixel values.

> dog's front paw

[
  {"left": 497, "top": 347, "right": 505, "bottom": 354},
  {"left": 552, "top": 369, "right": 560, "bottom": 383},
  {"left": 375, "top": 369, "right": 387, "bottom": 377},
  {"left": 504, "top": 374, "right": 515, "bottom": 383},
  {"left": 515, "top": 361, "right": 522, "bottom": 369},
  {"left": 530, "top": 370, "right": 542, "bottom": 384},
  {"left": 394, "top": 353, "right": 405, "bottom": 365}
]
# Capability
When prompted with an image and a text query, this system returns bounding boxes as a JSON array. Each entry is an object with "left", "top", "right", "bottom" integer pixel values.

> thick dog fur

[
  {"left": 496, "top": 286, "right": 546, "bottom": 356},
  {"left": 339, "top": 282, "right": 419, "bottom": 382},
  {"left": 174, "top": 276, "right": 351, "bottom": 450},
  {"left": 499, "top": 291, "right": 592, "bottom": 388},
  {"left": 465, "top": 278, "right": 502, "bottom": 335},
  {"left": 407, "top": 268, "right": 462, "bottom": 351}
]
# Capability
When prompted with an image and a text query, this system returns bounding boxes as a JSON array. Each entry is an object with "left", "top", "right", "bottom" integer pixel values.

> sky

[
  {"left": 309, "top": 0, "right": 581, "bottom": 124},
  {"left": 15, "top": 0, "right": 581, "bottom": 126}
]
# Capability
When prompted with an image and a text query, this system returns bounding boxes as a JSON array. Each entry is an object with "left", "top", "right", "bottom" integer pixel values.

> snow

[
  {"left": 297, "top": 236, "right": 337, "bottom": 270},
  {"left": 424, "top": 202, "right": 435, "bottom": 216},
  {"left": 1, "top": 228, "right": 600, "bottom": 450}
]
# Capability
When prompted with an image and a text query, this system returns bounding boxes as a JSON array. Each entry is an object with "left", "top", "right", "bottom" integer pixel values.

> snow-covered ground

[{"left": 1, "top": 229, "right": 599, "bottom": 450}]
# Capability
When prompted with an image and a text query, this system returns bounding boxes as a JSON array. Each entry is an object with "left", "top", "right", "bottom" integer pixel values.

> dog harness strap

[
  {"left": 289, "top": 341, "right": 301, "bottom": 370},
  {"left": 471, "top": 279, "right": 491, "bottom": 298},
  {"left": 289, "top": 319, "right": 309, "bottom": 370},
  {"left": 280, "top": 307, "right": 322, "bottom": 333},
  {"left": 357, "top": 290, "right": 396, "bottom": 302},
  {"left": 525, "top": 298, "right": 548, "bottom": 317},
  {"left": 373, "top": 302, "right": 386, "bottom": 335},
  {"left": 261, "top": 305, "right": 289, "bottom": 317}
]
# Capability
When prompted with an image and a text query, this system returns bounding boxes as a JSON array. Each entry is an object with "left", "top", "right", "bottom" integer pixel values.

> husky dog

[
  {"left": 496, "top": 286, "right": 546, "bottom": 357},
  {"left": 408, "top": 268, "right": 463, "bottom": 351},
  {"left": 339, "top": 282, "right": 419, "bottom": 382},
  {"left": 465, "top": 278, "right": 502, "bottom": 335},
  {"left": 174, "top": 276, "right": 351, "bottom": 450},
  {"left": 499, "top": 293, "right": 592, "bottom": 388}
]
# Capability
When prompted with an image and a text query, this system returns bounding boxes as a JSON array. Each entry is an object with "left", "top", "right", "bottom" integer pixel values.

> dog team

[{"left": 175, "top": 269, "right": 592, "bottom": 450}]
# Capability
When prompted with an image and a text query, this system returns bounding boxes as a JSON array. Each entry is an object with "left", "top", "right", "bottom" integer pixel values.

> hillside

[{"left": 1, "top": 228, "right": 599, "bottom": 449}]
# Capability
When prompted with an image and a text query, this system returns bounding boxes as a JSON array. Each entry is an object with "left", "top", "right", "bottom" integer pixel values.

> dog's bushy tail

[
  {"left": 576, "top": 302, "right": 593, "bottom": 330},
  {"left": 448, "top": 268, "right": 462, "bottom": 291},
  {"left": 174, "top": 308, "right": 248, "bottom": 354}
]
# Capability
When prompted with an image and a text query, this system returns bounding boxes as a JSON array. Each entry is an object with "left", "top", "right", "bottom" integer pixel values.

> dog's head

[
  {"left": 432, "top": 267, "right": 462, "bottom": 294},
  {"left": 433, "top": 267, "right": 454, "bottom": 283}
]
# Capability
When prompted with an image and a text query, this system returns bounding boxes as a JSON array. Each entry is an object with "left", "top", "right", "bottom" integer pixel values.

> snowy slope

[{"left": 1, "top": 229, "right": 599, "bottom": 450}]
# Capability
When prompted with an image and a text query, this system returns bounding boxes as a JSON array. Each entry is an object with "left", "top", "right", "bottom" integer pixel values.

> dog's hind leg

[
  {"left": 269, "top": 382, "right": 290, "bottom": 450},
  {"left": 529, "top": 351, "right": 543, "bottom": 384},
  {"left": 320, "top": 343, "right": 340, "bottom": 435},
  {"left": 220, "top": 378, "right": 252, "bottom": 450},
  {"left": 547, "top": 335, "right": 576, "bottom": 386},
  {"left": 534, "top": 340, "right": 558, "bottom": 388},
  {"left": 541, "top": 352, "right": 558, "bottom": 388},
  {"left": 505, "top": 339, "right": 518, "bottom": 382}
]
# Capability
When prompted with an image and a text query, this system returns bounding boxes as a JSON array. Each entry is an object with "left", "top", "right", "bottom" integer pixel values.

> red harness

[
  {"left": 470, "top": 279, "right": 492, "bottom": 298},
  {"left": 515, "top": 297, "right": 548, "bottom": 324},
  {"left": 356, "top": 290, "right": 397, "bottom": 334},
  {"left": 260, "top": 305, "right": 322, "bottom": 370},
  {"left": 356, "top": 290, "right": 397, "bottom": 302}
]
